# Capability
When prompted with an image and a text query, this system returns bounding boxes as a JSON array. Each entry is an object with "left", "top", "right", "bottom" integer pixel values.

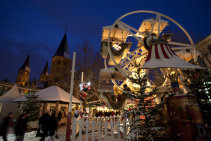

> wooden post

[
  {"left": 98, "top": 117, "right": 101, "bottom": 141},
  {"left": 66, "top": 52, "right": 76, "bottom": 141},
  {"left": 110, "top": 118, "right": 114, "bottom": 140},
  {"left": 42, "top": 103, "right": 48, "bottom": 114},
  {"left": 79, "top": 118, "right": 83, "bottom": 141},
  {"left": 71, "top": 118, "right": 76, "bottom": 141},
  {"left": 91, "top": 117, "right": 96, "bottom": 141},
  {"left": 80, "top": 72, "right": 83, "bottom": 113},
  {"left": 85, "top": 119, "right": 89, "bottom": 141},
  {"left": 56, "top": 102, "right": 60, "bottom": 116}
]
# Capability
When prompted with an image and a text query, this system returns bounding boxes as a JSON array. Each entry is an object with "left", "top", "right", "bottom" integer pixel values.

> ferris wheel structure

[{"left": 100, "top": 10, "right": 201, "bottom": 93}]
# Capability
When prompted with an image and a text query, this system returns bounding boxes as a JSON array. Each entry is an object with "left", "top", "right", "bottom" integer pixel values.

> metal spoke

[
  {"left": 157, "top": 14, "right": 161, "bottom": 36},
  {"left": 171, "top": 46, "right": 193, "bottom": 50},
  {"left": 168, "top": 42, "right": 192, "bottom": 47},
  {"left": 149, "top": 15, "right": 159, "bottom": 36},
  {"left": 118, "top": 21, "right": 146, "bottom": 36}
]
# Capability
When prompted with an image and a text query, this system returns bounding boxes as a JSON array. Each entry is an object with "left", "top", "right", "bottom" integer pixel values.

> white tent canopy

[
  {"left": 14, "top": 85, "right": 80, "bottom": 104},
  {"left": 0, "top": 84, "right": 22, "bottom": 103}
]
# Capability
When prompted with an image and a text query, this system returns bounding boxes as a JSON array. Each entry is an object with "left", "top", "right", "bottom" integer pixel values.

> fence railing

[{"left": 71, "top": 116, "right": 132, "bottom": 141}]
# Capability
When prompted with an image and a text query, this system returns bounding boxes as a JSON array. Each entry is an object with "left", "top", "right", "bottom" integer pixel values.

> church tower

[
  {"left": 16, "top": 55, "right": 30, "bottom": 86},
  {"left": 48, "top": 33, "right": 71, "bottom": 92},
  {"left": 40, "top": 61, "right": 49, "bottom": 82}
]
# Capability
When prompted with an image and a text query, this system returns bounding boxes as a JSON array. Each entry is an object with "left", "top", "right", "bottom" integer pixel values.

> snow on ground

[
  {"left": 0, "top": 126, "right": 67, "bottom": 141},
  {"left": 0, "top": 125, "right": 121, "bottom": 141}
]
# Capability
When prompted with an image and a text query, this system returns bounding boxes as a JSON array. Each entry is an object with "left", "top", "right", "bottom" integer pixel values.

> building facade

[{"left": 196, "top": 34, "right": 211, "bottom": 70}]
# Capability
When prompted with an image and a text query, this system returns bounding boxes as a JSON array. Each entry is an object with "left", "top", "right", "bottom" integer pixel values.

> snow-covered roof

[
  {"left": 14, "top": 85, "right": 80, "bottom": 103},
  {"left": 0, "top": 84, "right": 22, "bottom": 103}
]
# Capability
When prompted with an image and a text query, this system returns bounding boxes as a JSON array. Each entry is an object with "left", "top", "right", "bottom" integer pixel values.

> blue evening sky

[{"left": 0, "top": 0, "right": 210, "bottom": 81}]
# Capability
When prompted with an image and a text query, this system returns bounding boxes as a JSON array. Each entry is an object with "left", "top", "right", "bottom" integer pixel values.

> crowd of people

[
  {"left": 0, "top": 110, "right": 59, "bottom": 141},
  {"left": 0, "top": 112, "right": 29, "bottom": 141},
  {"left": 37, "top": 111, "right": 58, "bottom": 141},
  {"left": 95, "top": 111, "right": 120, "bottom": 117}
]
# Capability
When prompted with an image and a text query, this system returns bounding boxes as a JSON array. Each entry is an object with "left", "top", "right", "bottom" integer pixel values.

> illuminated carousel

[
  {"left": 98, "top": 10, "right": 202, "bottom": 109},
  {"left": 98, "top": 10, "right": 210, "bottom": 140}
]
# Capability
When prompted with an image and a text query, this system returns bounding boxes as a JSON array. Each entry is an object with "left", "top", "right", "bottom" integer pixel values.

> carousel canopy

[
  {"left": 14, "top": 85, "right": 80, "bottom": 103},
  {"left": 0, "top": 85, "right": 22, "bottom": 103},
  {"left": 142, "top": 42, "right": 203, "bottom": 69}
]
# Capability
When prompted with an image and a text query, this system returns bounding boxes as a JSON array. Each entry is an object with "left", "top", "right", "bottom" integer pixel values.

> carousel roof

[
  {"left": 142, "top": 43, "right": 203, "bottom": 69},
  {"left": 14, "top": 85, "right": 80, "bottom": 103}
]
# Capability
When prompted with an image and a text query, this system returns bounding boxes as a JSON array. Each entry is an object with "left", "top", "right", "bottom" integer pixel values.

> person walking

[
  {"left": 57, "top": 111, "right": 62, "bottom": 122},
  {"left": 37, "top": 111, "right": 50, "bottom": 141},
  {"left": 48, "top": 111, "right": 58, "bottom": 141},
  {"left": 14, "top": 113, "right": 29, "bottom": 141},
  {"left": 0, "top": 112, "right": 14, "bottom": 141}
]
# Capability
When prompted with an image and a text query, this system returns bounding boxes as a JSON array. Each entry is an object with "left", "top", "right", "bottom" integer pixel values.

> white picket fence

[{"left": 71, "top": 115, "right": 132, "bottom": 141}]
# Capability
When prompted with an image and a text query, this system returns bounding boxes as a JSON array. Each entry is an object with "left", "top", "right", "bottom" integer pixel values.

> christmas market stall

[
  {"left": 14, "top": 85, "right": 80, "bottom": 124},
  {"left": 0, "top": 84, "right": 22, "bottom": 120}
]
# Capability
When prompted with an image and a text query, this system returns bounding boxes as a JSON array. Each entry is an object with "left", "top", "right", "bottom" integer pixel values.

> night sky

[{"left": 0, "top": 0, "right": 210, "bottom": 82}]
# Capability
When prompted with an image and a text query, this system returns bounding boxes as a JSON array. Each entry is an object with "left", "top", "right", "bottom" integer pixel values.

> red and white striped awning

[{"left": 142, "top": 43, "right": 203, "bottom": 69}]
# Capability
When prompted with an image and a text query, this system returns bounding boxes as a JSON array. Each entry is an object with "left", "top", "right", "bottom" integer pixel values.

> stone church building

[{"left": 0, "top": 32, "right": 72, "bottom": 95}]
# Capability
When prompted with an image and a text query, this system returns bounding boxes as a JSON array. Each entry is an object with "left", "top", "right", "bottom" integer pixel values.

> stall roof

[
  {"left": 0, "top": 84, "right": 22, "bottom": 103},
  {"left": 14, "top": 85, "right": 80, "bottom": 103}
]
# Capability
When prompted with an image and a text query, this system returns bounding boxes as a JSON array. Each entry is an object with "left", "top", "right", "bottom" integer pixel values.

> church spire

[
  {"left": 19, "top": 55, "right": 30, "bottom": 71},
  {"left": 16, "top": 54, "right": 30, "bottom": 86},
  {"left": 41, "top": 61, "right": 48, "bottom": 75},
  {"left": 53, "top": 32, "right": 70, "bottom": 58},
  {"left": 40, "top": 61, "right": 49, "bottom": 82}
]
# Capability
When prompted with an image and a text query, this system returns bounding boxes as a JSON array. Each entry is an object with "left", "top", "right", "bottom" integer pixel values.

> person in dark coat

[
  {"left": 48, "top": 111, "right": 58, "bottom": 141},
  {"left": 14, "top": 113, "right": 29, "bottom": 141},
  {"left": 37, "top": 111, "right": 50, "bottom": 141},
  {"left": 57, "top": 111, "right": 62, "bottom": 121},
  {"left": 0, "top": 112, "right": 14, "bottom": 141}
]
